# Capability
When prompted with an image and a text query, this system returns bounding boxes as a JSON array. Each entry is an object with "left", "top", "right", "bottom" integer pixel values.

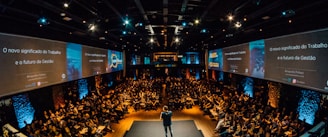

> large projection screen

[
  {"left": 0, "top": 33, "right": 67, "bottom": 97},
  {"left": 0, "top": 33, "right": 123, "bottom": 97},
  {"left": 208, "top": 28, "right": 328, "bottom": 93},
  {"left": 265, "top": 28, "right": 328, "bottom": 92},
  {"left": 82, "top": 46, "right": 108, "bottom": 77},
  {"left": 222, "top": 43, "right": 250, "bottom": 76}
]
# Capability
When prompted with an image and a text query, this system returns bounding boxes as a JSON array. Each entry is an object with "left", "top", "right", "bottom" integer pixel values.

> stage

[{"left": 124, "top": 120, "right": 204, "bottom": 137}]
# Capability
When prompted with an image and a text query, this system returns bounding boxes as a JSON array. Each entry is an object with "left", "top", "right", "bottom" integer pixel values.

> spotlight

[
  {"left": 88, "top": 24, "right": 96, "bottom": 31},
  {"left": 63, "top": 3, "right": 69, "bottom": 8},
  {"left": 150, "top": 38, "right": 154, "bottom": 43},
  {"left": 194, "top": 19, "right": 200, "bottom": 24},
  {"left": 227, "top": 15, "right": 234, "bottom": 21},
  {"left": 200, "top": 28, "right": 207, "bottom": 33},
  {"left": 234, "top": 21, "right": 242, "bottom": 28},
  {"left": 182, "top": 21, "right": 187, "bottom": 27},
  {"left": 175, "top": 38, "right": 180, "bottom": 43},
  {"left": 281, "top": 10, "right": 295, "bottom": 17},
  {"left": 37, "top": 17, "right": 49, "bottom": 26}
]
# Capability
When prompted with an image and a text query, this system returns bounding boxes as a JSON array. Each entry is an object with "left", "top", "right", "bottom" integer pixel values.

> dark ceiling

[{"left": 1, "top": 0, "right": 328, "bottom": 54}]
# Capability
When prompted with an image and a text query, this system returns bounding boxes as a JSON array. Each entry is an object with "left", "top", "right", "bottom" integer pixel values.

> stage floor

[{"left": 124, "top": 120, "right": 204, "bottom": 137}]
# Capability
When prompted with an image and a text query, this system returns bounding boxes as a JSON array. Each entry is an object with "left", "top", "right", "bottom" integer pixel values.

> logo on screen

[{"left": 110, "top": 54, "right": 117, "bottom": 68}]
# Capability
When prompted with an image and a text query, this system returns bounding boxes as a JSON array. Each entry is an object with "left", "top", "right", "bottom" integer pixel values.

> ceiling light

[
  {"left": 122, "top": 30, "right": 127, "bottom": 35},
  {"left": 281, "top": 10, "right": 295, "bottom": 17},
  {"left": 175, "top": 38, "right": 179, "bottom": 43},
  {"left": 262, "top": 16, "right": 270, "bottom": 20},
  {"left": 63, "top": 16, "right": 72, "bottom": 21},
  {"left": 194, "top": 19, "right": 200, "bottom": 24},
  {"left": 88, "top": 24, "right": 96, "bottom": 31},
  {"left": 37, "top": 17, "right": 49, "bottom": 26},
  {"left": 182, "top": 21, "right": 187, "bottom": 27},
  {"left": 150, "top": 38, "right": 154, "bottom": 43},
  {"left": 124, "top": 20, "right": 129, "bottom": 25},
  {"left": 288, "top": 19, "right": 292, "bottom": 23},
  {"left": 63, "top": 3, "right": 69, "bottom": 8},
  {"left": 234, "top": 21, "right": 242, "bottom": 28},
  {"left": 200, "top": 28, "right": 207, "bottom": 33},
  {"left": 227, "top": 15, "right": 234, "bottom": 21}
]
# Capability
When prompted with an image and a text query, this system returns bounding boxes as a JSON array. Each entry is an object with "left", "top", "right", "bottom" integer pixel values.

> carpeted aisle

[{"left": 124, "top": 120, "right": 204, "bottom": 137}]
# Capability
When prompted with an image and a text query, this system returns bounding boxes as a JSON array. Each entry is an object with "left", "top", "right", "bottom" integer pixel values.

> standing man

[{"left": 160, "top": 105, "right": 173, "bottom": 137}]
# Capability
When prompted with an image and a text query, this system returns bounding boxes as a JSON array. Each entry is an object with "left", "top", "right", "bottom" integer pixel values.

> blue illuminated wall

[
  {"left": 144, "top": 57, "right": 150, "bottom": 64},
  {"left": 12, "top": 94, "right": 35, "bottom": 129},
  {"left": 241, "top": 77, "right": 254, "bottom": 97},
  {"left": 218, "top": 71, "right": 224, "bottom": 81},
  {"left": 195, "top": 69, "right": 200, "bottom": 80},
  {"left": 181, "top": 52, "right": 200, "bottom": 64},
  {"left": 297, "top": 90, "right": 321, "bottom": 125},
  {"left": 78, "top": 79, "right": 89, "bottom": 100},
  {"left": 131, "top": 54, "right": 137, "bottom": 65}
]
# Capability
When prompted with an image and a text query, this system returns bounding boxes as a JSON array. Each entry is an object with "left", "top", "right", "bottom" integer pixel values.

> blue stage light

[
  {"left": 182, "top": 22, "right": 187, "bottom": 27},
  {"left": 122, "top": 30, "right": 127, "bottom": 35},
  {"left": 37, "top": 17, "right": 49, "bottom": 25},
  {"left": 281, "top": 11, "right": 286, "bottom": 16}
]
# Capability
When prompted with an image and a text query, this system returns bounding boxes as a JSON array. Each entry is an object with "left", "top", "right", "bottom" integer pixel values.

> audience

[{"left": 6, "top": 76, "right": 326, "bottom": 137}]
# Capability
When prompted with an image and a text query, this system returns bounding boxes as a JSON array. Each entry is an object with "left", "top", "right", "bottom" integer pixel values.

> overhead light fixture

[
  {"left": 88, "top": 24, "right": 96, "bottom": 31},
  {"left": 63, "top": 3, "right": 69, "bottom": 8},
  {"left": 37, "top": 17, "right": 49, "bottom": 26},
  {"left": 262, "top": 16, "right": 270, "bottom": 20},
  {"left": 123, "top": 15, "right": 130, "bottom": 26},
  {"left": 281, "top": 10, "right": 295, "bottom": 17},
  {"left": 227, "top": 14, "right": 234, "bottom": 21},
  {"left": 135, "top": 22, "right": 143, "bottom": 27},
  {"left": 200, "top": 28, "right": 207, "bottom": 33},
  {"left": 63, "top": 16, "right": 72, "bottom": 21},
  {"left": 234, "top": 21, "right": 242, "bottom": 28},
  {"left": 124, "top": 20, "right": 129, "bottom": 25},
  {"left": 182, "top": 21, "right": 187, "bottom": 27},
  {"left": 194, "top": 19, "right": 200, "bottom": 24},
  {"left": 150, "top": 38, "right": 154, "bottom": 43},
  {"left": 175, "top": 37, "right": 180, "bottom": 43}
]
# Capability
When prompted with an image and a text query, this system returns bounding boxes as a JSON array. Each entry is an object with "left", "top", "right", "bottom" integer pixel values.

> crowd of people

[
  {"left": 15, "top": 76, "right": 328, "bottom": 137},
  {"left": 21, "top": 77, "right": 166, "bottom": 137}
]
